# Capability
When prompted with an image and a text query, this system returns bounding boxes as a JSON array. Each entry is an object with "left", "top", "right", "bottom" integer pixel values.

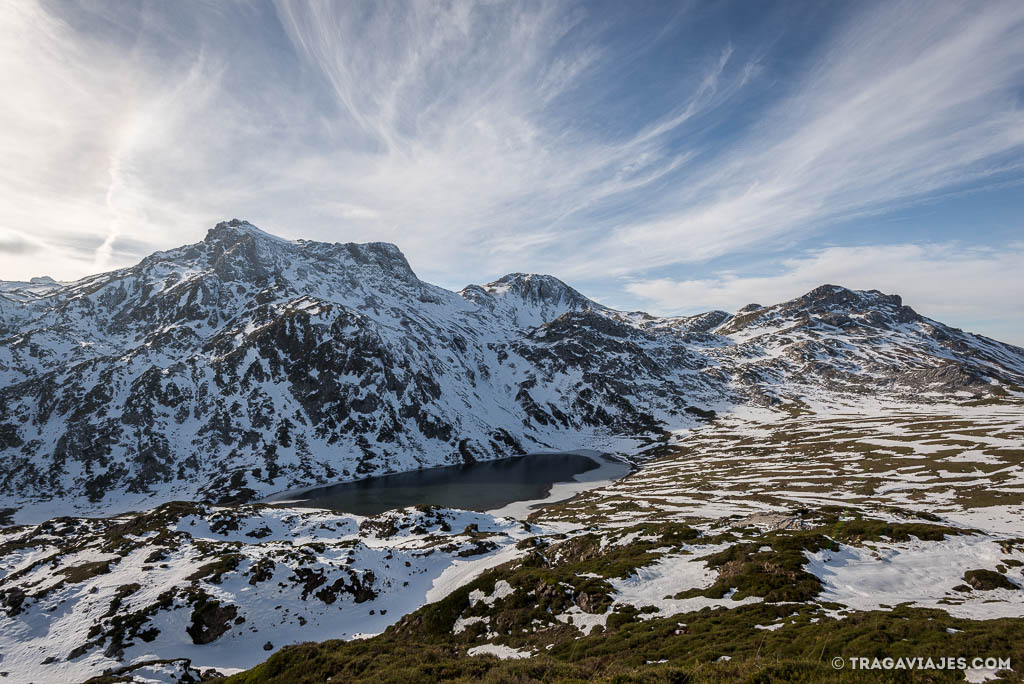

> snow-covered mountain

[{"left": 1, "top": 220, "right": 1022, "bottom": 521}]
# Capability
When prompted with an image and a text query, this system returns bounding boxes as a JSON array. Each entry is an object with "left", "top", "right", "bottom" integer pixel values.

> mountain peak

[
  {"left": 195, "top": 220, "right": 419, "bottom": 286},
  {"left": 716, "top": 284, "right": 925, "bottom": 337},
  {"left": 460, "top": 273, "right": 602, "bottom": 328},
  {"left": 790, "top": 284, "right": 911, "bottom": 316},
  {"left": 204, "top": 219, "right": 291, "bottom": 245},
  {"left": 484, "top": 273, "right": 592, "bottom": 307}
]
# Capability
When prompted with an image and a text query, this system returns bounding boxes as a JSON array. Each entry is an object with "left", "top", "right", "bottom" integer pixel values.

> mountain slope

[
  {"left": 708, "top": 284, "right": 1024, "bottom": 404},
  {"left": 0, "top": 222, "right": 718, "bottom": 521},
  {"left": 1, "top": 221, "right": 1022, "bottom": 523}
]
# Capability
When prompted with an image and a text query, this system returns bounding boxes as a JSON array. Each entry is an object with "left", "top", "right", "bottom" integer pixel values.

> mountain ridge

[{"left": 1, "top": 220, "right": 1022, "bottom": 523}]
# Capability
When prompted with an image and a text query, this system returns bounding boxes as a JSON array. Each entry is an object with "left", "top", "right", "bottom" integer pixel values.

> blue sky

[{"left": 2, "top": 0, "right": 1023, "bottom": 343}]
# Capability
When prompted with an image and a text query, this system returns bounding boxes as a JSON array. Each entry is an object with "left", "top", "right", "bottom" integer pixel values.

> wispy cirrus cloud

[
  {"left": 0, "top": 1, "right": 233, "bottom": 276},
  {"left": 269, "top": 0, "right": 749, "bottom": 276},
  {"left": 1, "top": 0, "right": 750, "bottom": 281},
  {"left": 0, "top": 0, "right": 1022, "bottom": 343},
  {"left": 564, "top": 1, "right": 1024, "bottom": 276}
]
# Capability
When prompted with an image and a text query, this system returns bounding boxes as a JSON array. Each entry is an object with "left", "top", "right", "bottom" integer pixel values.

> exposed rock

[
  {"left": 964, "top": 569, "right": 1020, "bottom": 591},
  {"left": 186, "top": 598, "right": 238, "bottom": 645}
]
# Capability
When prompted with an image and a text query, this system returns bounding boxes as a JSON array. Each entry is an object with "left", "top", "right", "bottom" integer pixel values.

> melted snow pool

[{"left": 279, "top": 451, "right": 628, "bottom": 517}]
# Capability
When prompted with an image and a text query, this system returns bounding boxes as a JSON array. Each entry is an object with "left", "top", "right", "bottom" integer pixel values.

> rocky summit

[{"left": 0, "top": 220, "right": 1023, "bottom": 523}]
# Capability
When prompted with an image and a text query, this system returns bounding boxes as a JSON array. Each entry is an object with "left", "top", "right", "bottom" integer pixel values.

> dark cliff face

[{"left": 0, "top": 221, "right": 1022, "bottom": 515}]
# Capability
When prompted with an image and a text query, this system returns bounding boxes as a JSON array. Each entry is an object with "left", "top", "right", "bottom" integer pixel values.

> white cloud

[
  {"left": 267, "top": 0, "right": 744, "bottom": 280},
  {"left": 316, "top": 202, "right": 380, "bottom": 221},
  {"left": 624, "top": 242, "right": 1024, "bottom": 346},
  {"left": 0, "top": 1, "right": 751, "bottom": 281},
  {"left": 564, "top": 1, "right": 1024, "bottom": 276},
  {"left": 0, "top": 1, "right": 231, "bottom": 277},
  {"left": 0, "top": 0, "right": 1022, "bottom": 348}
]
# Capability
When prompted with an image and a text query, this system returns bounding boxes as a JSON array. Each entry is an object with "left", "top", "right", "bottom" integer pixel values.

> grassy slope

[
  {"left": 224, "top": 513, "right": 1023, "bottom": 683},
  {"left": 220, "top": 403, "right": 1024, "bottom": 683}
]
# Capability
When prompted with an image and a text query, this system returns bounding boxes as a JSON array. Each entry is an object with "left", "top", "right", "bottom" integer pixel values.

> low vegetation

[
  {"left": 226, "top": 605, "right": 1024, "bottom": 683},
  {"left": 225, "top": 510, "right": 1019, "bottom": 684}
]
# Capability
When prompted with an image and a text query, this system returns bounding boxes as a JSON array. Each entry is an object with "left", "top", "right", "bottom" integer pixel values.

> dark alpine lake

[{"left": 288, "top": 452, "right": 601, "bottom": 516}]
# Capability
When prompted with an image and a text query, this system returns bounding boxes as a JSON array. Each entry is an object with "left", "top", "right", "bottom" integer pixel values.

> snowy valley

[{"left": 1, "top": 221, "right": 1023, "bottom": 683}]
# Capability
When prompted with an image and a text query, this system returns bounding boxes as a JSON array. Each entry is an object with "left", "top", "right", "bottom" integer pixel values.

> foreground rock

[{"left": 0, "top": 504, "right": 535, "bottom": 683}]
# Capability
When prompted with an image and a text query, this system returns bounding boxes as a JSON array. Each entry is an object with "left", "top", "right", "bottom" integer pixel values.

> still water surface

[{"left": 291, "top": 453, "right": 601, "bottom": 516}]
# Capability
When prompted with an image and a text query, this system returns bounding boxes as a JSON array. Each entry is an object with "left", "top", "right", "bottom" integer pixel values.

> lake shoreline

[
  {"left": 262, "top": 449, "right": 632, "bottom": 519},
  {"left": 485, "top": 450, "right": 632, "bottom": 518}
]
